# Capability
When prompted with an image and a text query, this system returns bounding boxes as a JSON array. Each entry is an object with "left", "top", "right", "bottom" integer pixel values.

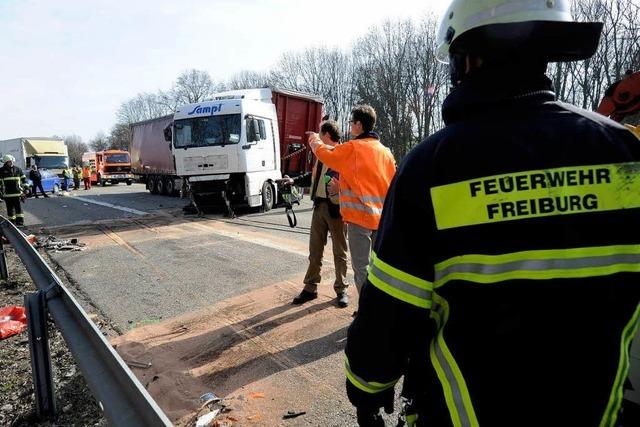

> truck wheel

[
  {"left": 261, "top": 182, "right": 274, "bottom": 212},
  {"left": 126, "top": 180, "right": 132, "bottom": 186},
  {"left": 156, "top": 176, "right": 165, "bottom": 195},
  {"left": 164, "top": 177, "right": 175, "bottom": 195},
  {"left": 149, "top": 176, "right": 159, "bottom": 195}
]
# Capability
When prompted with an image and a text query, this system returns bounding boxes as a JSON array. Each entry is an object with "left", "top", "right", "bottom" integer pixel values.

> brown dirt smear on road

[{"left": 112, "top": 275, "right": 355, "bottom": 426}]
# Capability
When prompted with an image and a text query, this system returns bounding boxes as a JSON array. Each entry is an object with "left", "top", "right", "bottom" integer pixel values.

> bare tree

[
  {"left": 227, "top": 70, "right": 273, "bottom": 89},
  {"left": 63, "top": 135, "right": 88, "bottom": 166},
  {"left": 353, "top": 20, "right": 416, "bottom": 159},
  {"left": 550, "top": 0, "right": 640, "bottom": 110},
  {"left": 108, "top": 123, "right": 131, "bottom": 151},
  {"left": 89, "top": 132, "right": 109, "bottom": 152},
  {"left": 116, "top": 93, "right": 170, "bottom": 125},
  {"left": 173, "top": 69, "right": 222, "bottom": 104}
]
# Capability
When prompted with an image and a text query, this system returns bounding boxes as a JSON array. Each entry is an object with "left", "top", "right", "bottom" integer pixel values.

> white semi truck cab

[{"left": 170, "top": 88, "right": 323, "bottom": 212}]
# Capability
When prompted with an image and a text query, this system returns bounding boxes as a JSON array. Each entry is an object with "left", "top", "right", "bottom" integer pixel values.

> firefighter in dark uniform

[
  {"left": 0, "top": 154, "right": 27, "bottom": 226},
  {"left": 345, "top": 1, "right": 640, "bottom": 426}
]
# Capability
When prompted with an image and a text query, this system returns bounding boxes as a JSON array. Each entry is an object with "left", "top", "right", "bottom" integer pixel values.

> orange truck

[{"left": 81, "top": 150, "right": 134, "bottom": 186}]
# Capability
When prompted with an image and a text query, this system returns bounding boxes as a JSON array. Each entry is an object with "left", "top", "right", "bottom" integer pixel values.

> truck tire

[
  {"left": 261, "top": 181, "right": 274, "bottom": 212},
  {"left": 156, "top": 176, "right": 165, "bottom": 195},
  {"left": 126, "top": 180, "right": 132, "bottom": 186},
  {"left": 149, "top": 176, "right": 159, "bottom": 195},
  {"left": 164, "top": 177, "right": 175, "bottom": 195}
]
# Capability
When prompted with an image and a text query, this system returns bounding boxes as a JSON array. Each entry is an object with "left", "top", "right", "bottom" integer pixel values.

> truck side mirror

[
  {"left": 247, "top": 119, "right": 261, "bottom": 143},
  {"left": 163, "top": 124, "right": 172, "bottom": 142}
]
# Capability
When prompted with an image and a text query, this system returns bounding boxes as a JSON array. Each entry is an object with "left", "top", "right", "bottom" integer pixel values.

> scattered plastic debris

[
  {"left": 200, "top": 392, "right": 221, "bottom": 403},
  {"left": 188, "top": 391, "right": 229, "bottom": 427},
  {"left": 283, "top": 410, "right": 306, "bottom": 419},
  {"left": 36, "top": 235, "right": 86, "bottom": 252},
  {"left": 248, "top": 392, "right": 265, "bottom": 399},
  {"left": 195, "top": 409, "right": 220, "bottom": 427},
  {"left": 0, "top": 306, "right": 27, "bottom": 339}
]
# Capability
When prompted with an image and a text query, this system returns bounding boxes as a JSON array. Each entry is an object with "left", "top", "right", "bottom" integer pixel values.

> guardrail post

[
  {"left": 24, "top": 290, "right": 57, "bottom": 419},
  {"left": 0, "top": 235, "right": 8, "bottom": 280}
]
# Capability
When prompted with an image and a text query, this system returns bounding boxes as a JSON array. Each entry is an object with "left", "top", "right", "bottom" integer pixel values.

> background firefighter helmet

[
  {"left": 2, "top": 154, "right": 16, "bottom": 163},
  {"left": 436, "top": 0, "right": 603, "bottom": 84}
]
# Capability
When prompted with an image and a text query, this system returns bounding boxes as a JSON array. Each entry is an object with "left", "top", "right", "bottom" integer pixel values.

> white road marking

[{"left": 72, "top": 196, "right": 148, "bottom": 216}]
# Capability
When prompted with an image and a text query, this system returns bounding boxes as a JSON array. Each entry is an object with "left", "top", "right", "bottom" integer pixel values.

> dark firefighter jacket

[
  {"left": 0, "top": 164, "right": 27, "bottom": 199},
  {"left": 345, "top": 68, "right": 640, "bottom": 427}
]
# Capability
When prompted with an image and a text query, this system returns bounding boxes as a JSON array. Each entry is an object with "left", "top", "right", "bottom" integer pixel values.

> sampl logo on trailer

[{"left": 187, "top": 103, "right": 224, "bottom": 115}]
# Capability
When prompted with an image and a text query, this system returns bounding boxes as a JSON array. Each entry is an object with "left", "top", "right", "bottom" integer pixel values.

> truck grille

[{"left": 104, "top": 166, "right": 130, "bottom": 173}]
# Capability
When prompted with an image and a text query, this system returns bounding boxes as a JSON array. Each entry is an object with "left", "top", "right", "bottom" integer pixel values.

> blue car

[{"left": 25, "top": 169, "right": 62, "bottom": 197}]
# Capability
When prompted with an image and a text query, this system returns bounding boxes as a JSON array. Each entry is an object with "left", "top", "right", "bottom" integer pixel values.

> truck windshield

[
  {"left": 34, "top": 156, "right": 68, "bottom": 169},
  {"left": 174, "top": 114, "right": 241, "bottom": 149},
  {"left": 105, "top": 153, "right": 130, "bottom": 163}
]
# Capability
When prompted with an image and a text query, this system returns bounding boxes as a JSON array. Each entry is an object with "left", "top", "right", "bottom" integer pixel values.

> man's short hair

[
  {"left": 319, "top": 120, "right": 342, "bottom": 142},
  {"left": 351, "top": 105, "right": 376, "bottom": 133}
]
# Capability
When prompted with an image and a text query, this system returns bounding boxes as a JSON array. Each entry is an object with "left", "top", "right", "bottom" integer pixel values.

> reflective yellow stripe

[
  {"left": 3, "top": 193, "right": 22, "bottom": 198},
  {"left": 431, "top": 162, "right": 640, "bottom": 230},
  {"left": 1, "top": 176, "right": 21, "bottom": 181},
  {"left": 600, "top": 303, "right": 640, "bottom": 427},
  {"left": 406, "top": 413, "right": 418, "bottom": 426},
  {"left": 435, "top": 245, "right": 640, "bottom": 287},
  {"left": 429, "top": 294, "right": 479, "bottom": 427},
  {"left": 368, "top": 252, "right": 433, "bottom": 308},
  {"left": 344, "top": 356, "right": 398, "bottom": 394}
]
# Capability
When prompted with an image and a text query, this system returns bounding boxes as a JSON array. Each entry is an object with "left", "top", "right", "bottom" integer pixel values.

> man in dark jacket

[
  {"left": 29, "top": 165, "right": 49, "bottom": 198},
  {"left": 344, "top": 1, "right": 640, "bottom": 426},
  {"left": 285, "top": 120, "right": 350, "bottom": 308},
  {"left": 0, "top": 155, "right": 27, "bottom": 225}
]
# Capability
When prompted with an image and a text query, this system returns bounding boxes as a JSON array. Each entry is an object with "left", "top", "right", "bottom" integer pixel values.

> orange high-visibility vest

[
  {"left": 315, "top": 137, "right": 396, "bottom": 230},
  {"left": 82, "top": 166, "right": 91, "bottom": 179}
]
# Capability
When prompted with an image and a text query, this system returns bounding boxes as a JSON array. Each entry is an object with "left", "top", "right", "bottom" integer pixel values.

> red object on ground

[{"left": 0, "top": 305, "right": 27, "bottom": 339}]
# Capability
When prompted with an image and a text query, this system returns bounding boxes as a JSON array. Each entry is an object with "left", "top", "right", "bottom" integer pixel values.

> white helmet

[
  {"left": 436, "top": 0, "right": 603, "bottom": 64},
  {"left": 2, "top": 154, "right": 15, "bottom": 163}
]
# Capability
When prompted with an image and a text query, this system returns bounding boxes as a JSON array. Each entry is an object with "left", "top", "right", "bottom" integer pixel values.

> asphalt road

[{"left": 22, "top": 183, "right": 326, "bottom": 329}]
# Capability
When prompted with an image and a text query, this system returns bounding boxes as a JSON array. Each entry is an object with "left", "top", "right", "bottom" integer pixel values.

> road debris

[
  {"left": 36, "top": 235, "right": 86, "bottom": 252},
  {"left": 123, "top": 358, "right": 152, "bottom": 369},
  {"left": 0, "top": 305, "right": 27, "bottom": 339},
  {"left": 248, "top": 392, "right": 265, "bottom": 399},
  {"left": 195, "top": 409, "right": 220, "bottom": 426},
  {"left": 283, "top": 410, "right": 306, "bottom": 419}
]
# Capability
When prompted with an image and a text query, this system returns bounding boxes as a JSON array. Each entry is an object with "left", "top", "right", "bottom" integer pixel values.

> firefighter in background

[
  {"left": 0, "top": 154, "right": 27, "bottom": 226},
  {"left": 344, "top": 1, "right": 640, "bottom": 426}
]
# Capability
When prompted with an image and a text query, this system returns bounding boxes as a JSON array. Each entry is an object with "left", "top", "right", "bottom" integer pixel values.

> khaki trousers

[{"left": 303, "top": 201, "right": 349, "bottom": 295}]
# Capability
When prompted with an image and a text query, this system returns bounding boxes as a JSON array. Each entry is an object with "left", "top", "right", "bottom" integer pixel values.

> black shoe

[
  {"left": 292, "top": 290, "right": 318, "bottom": 305},
  {"left": 44, "top": 195, "right": 50, "bottom": 198},
  {"left": 337, "top": 293, "right": 349, "bottom": 308}
]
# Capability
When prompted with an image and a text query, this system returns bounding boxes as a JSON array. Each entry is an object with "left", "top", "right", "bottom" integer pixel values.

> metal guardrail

[{"left": 0, "top": 218, "right": 173, "bottom": 426}]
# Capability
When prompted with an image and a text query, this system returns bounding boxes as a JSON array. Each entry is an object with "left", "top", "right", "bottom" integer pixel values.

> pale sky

[{"left": 0, "top": 0, "right": 449, "bottom": 142}]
